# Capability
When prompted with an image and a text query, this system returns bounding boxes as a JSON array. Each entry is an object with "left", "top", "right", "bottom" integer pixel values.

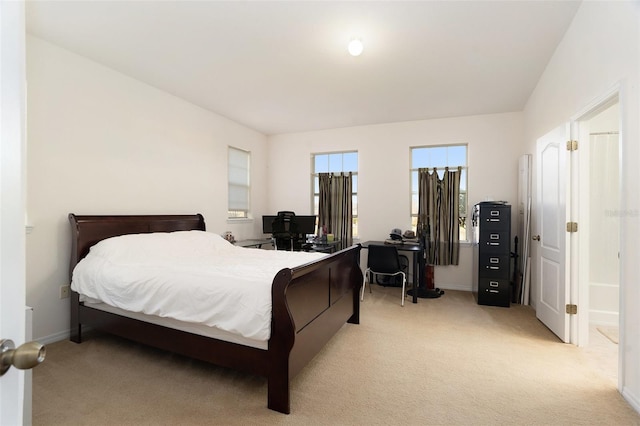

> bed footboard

[{"left": 268, "top": 244, "right": 362, "bottom": 414}]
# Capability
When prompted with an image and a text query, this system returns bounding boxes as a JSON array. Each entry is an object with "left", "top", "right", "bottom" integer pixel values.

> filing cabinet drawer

[
  {"left": 479, "top": 231, "right": 510, "bottom": 253},
  {"left": 479, "top": 206, "right": 510, "bottom": 230},
  {"left": 478, "top": 254, "right": 510, "bottom": 279},
  {"left": 477, "top": 278, "right": 510, "bottom": 307}
]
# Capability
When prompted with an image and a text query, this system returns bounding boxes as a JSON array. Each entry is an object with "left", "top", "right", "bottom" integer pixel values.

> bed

[{"left": 68, "top": 213, "right": 363, "bottom": 414}]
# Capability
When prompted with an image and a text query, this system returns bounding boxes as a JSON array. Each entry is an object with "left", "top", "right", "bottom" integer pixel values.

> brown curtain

[
  {"left": 319, "top": 173, "right": 331, "bottom": 232},
  {"left": 416, "top": 167, "right": 461, "bottom": 265},
  {"left": 318, "top": 172, "right": 353, "bottom": 247}
]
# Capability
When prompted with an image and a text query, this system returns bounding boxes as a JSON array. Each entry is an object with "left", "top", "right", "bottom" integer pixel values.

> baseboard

[
  {"left": 622, "top": 387, "right": 640, "bottom": 415},
  {"left": 589, "top": 309, "right": 619, "bottom": 327},
  {"left": 36, "top": 329, "right": 70, "bottom": 345},
  {"left": 435, "top": 283, "right": 472, "bottom": 292}
]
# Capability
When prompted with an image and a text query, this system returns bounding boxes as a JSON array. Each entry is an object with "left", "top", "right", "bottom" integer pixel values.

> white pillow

[{"left": 88, "top": 231, "right": 232, "bottom": 264}]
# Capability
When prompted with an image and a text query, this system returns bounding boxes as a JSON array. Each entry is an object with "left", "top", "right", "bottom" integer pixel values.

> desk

[
  {"left": 361, "top": 241, "right": 424, "bottom": 304},
  {"left": 235, "top": 238, "right": 273, "bottom": 249}
]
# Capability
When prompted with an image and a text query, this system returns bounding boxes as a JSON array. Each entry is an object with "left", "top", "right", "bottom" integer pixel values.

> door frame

[
  {"left": 571, "top": 86, "right": 622, "bottom": 386},
  {"left": 533, "top": 85, "right": 623, "bottom": 351}
]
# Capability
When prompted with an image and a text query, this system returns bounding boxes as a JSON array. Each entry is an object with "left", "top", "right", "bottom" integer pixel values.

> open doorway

[{"left": 576, "top": 96, "right": 620, "bottom": 386}]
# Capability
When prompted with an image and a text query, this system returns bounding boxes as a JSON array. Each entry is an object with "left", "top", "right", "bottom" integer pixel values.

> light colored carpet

[{"left": 33, "top": 288, "right": 640, "bottom": 425}]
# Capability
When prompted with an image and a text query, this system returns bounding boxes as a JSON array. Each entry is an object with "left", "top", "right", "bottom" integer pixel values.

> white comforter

[{"left": 71, "top": 231, "right": 326, "bottom": 342}]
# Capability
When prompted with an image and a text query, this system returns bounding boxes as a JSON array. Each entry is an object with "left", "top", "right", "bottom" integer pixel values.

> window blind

[{"left": 228, "top": 147, "right": 249, "bottom": 214}]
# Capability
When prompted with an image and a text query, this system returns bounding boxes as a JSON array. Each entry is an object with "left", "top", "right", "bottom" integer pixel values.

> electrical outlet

[{"left": 59, "top": 285, "right": 70, "bottom": 299}]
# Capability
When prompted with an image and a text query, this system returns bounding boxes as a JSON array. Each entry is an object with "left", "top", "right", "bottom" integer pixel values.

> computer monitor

[
  {"left": 262, "top": 215, "right": 277, "bottom": 234},
  {"left": 262, "top": 214, "right": 316, "bottom": 235},
  {"left": 295, "top": 215, "right": 317, "bottom": 235}
]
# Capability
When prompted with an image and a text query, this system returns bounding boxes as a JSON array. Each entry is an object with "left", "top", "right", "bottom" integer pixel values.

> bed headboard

[{"left": 68, "top": 213, "right": 206, "bottom": 275}]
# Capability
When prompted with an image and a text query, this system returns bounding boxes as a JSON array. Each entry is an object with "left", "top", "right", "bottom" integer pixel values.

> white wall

[
  {"left": 267, "top": 112, "right": 524, "bottom": 290},
  {"left": 26, "top": 36, "right": 269, "bottom": 341},
  {"left": 523, "top": 1, "right": 640, "bottom": 412}
]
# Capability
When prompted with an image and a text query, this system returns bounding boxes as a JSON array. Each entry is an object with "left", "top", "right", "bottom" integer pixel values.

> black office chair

[
  {"left": 361, "top": 244, "right": 407, "bottom": 306},
  {"left": 271, "top": 211, "right": 302, "bottom": 251}
]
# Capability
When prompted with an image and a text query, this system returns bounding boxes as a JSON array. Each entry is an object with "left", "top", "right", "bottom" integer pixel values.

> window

[
  {"left": 312, "top": 151, "right": 358, "bottom": 236},
  {"left": 411, "top": 145, "right": 468, "bottom": 240},
  {"left": 228, "top": 146, "right": 250, "bottom": 219}
]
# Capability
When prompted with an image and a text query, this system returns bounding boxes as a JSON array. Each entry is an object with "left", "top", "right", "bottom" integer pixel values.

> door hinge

[
  {"left": 566, "top": 304, "right": 578, "bottom": 315},
  {"left": 567, "top": 140, "right": 578, "bottom": 151},
  {"left": 566, "top": 222, "right": 578, "bottom": 232}
]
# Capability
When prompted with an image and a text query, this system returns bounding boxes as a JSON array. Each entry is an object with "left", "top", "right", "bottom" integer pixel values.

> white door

[
  {"left": 1, "top": 1, "right": 28, "bottom": 424},
  {"left": 534, "top": 124, "right": 572, "bottom": 342}
]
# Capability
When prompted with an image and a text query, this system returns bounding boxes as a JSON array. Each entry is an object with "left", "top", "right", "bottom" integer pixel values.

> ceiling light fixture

[{"left": 348, "top": 38, "right": 364, "bottom": 57}]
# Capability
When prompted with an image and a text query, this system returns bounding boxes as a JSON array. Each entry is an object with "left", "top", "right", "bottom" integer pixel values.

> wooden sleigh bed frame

[{"left": 68, "top": 213, "right": 363, "bottom": 414}]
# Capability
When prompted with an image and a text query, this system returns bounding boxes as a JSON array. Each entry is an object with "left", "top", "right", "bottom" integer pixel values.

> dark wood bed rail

[{"left": 68, "top": 213, "right": 362, "bottom": 414}]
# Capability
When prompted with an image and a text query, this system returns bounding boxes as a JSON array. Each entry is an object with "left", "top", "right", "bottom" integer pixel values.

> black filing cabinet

[{"left": 472, "top": 202, "right": 511, "bottom": 307}]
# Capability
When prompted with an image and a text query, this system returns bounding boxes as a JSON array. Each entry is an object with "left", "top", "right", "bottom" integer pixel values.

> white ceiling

[{"left": 25, "top": 1, "right": 581, "bottom": 136}]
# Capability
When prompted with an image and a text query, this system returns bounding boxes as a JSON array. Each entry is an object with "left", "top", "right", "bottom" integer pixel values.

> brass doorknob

[
  {"left": 532, "top": 235, "right": 540, "bottom": 241},
  {"left": 0, "top": 339, "right": 46, "bottom": 376}
]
